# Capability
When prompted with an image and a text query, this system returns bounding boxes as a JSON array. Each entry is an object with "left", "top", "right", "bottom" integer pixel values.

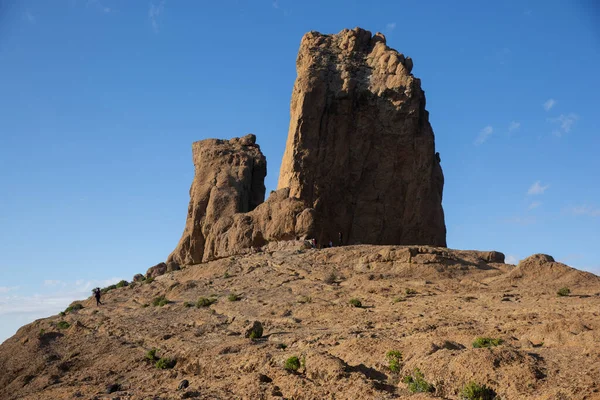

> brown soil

[{"left": 1, "top": 244, "right": 599, "bottom": 399}]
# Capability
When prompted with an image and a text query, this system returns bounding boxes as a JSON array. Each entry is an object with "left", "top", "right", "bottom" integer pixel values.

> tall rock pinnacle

[{"left": 278, "top": 27, "right": 446, "bottom": 246}]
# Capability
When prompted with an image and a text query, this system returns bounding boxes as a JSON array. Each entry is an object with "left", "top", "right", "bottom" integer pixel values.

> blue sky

[{"left": 1, "top": 0, "right": 599, "bottom": 343}]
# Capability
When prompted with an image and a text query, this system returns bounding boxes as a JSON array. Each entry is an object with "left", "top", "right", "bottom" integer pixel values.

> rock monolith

[{"left": 277, "top": 27, "right": 446, "bottom": 246}]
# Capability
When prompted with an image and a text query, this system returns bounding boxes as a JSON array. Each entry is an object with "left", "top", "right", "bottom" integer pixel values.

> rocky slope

[
  {"left": 2, "top": 245, "right": 600, "bottom": 399},
  {"left": 278, "top": 28, "right": 446, "bottom": 247}
]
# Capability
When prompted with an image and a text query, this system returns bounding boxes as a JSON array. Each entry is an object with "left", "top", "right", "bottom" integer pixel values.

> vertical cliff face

[
  {"left": 168, "top": 134, "right": 267, "bottom": 265},
  {"left": 277, "top": 27, "right": 446, "bottom": 247}
]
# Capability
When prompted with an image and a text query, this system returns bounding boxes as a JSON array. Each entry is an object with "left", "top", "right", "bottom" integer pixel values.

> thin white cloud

[
  {"left": 149, "top": 0, "right": 165, "bottom": 33},
  {"left": 24, "top": 11, "right": 36, "bottom": 24},
  {"left": 0, "top": 277, "right": 122, "bottom": 343},
  {"left": 508, "top": 121, "right": 520, "bottom": 133},
  {"left": 543, "top": 98, "right": 556, "bottom": 111},
  {"left": 569, "top": 205, "right": 600, "bottom": 217},
  {"left": 504, "top": 216, "right": 536, "bottom": 225},
  {"left": 474, "top": 125, "right": 493, "bottom": 145},
  {"left": 528, "top": 201, "right": 541, "bottom": 210},
  {"left": 549, "top": 113, "right": 578, "bottom": 137},
  {"left": 104, "top": 7, "right": 111, "bottom": 13},
  {"left": 386, "top": 22, "right": 396, "bottom": 32},
  {"left": 272, "top": 0, "right": 279, "bottom": 8},
  {"left": 527, "top": 181, "right": 549, "bottom": 195},
  {"left": 43, "top": 280, "right": 64, "bottom": 287},
  {"left": 505, "top": 255, "right": 518, "bottom": 264}
]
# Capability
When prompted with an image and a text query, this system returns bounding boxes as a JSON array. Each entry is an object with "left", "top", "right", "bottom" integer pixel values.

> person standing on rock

[
  {"left": 93, "top": 288, "right": 103, "bottom": 306},
  {"left": 338, "top": 232, "right": 343, "bottom": 246}
]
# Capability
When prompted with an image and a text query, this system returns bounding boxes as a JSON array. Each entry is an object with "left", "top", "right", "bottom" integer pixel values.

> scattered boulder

[
  {"left": 277, "top": 27, "right": 446, "bottom": 247},
  {"left": 177, "top": 379, "right": 189, "bottom": 390},
  {"left": 244, "top": 321, "right": 264, "bottom": 339},
  {"left": 146, "top": 262, "right": 167, "bottom": 279},
  {"left": 479, "top": 251, "right": 505, "bottom": 263},
  {"left": 106, "top": 383, "right": 121, "bottom": 394},
  {"left": 166, "top": 261, "right": 180, "bottom": 273},
  {"left": 132, "top": 273, "right": 145, "bottom": 282},
  {"left": 258, "top": 374, "right": 272, "bottom": 383}
]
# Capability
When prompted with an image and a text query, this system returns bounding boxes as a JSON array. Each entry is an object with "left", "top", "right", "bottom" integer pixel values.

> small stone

[
  {"left": 106, "top": 383, "right": 121, "bottom": 394},
  {"left": 244, "top": 321, "right": 264, "bottom": 339},
  {"left": 177, "top": 379, "right": 189, "bottom": 390},
  {"left": 258, "top": 374, "right": 272, "bottom": 383}
]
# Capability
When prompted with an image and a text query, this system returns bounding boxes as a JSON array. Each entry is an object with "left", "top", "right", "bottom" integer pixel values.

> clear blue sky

[{"left": 1, "top": 0, "right": 599, "bottom": 343}]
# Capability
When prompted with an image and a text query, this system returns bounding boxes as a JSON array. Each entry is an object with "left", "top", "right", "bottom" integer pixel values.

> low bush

[
  {"left": 146, "top": 348, "right": 158, "bottom": 361},
  {"left": 101, "top": 284, "right": 117, "bottom": 294},
  {"left": 460, "top": 381, "right": 497, "bottom": 400},
  {"left": 228, "top": 293, "right": 241, "bottom": 302},
  {"left": 145, "top": 277, "right": 154, "bottom": 284},
  {"left": 284, "top": 356, "right": 301, "bottom": 372},
  {"left": 155, "top": 357, "right": 176, "bottom": 369},
  {"left": 386, "top": 350, "right": 403, "bottom": 373},
  {"left": 56, "top": 321, "right": 70, "bottom": 330},
  {"left": 403, "top": 368, "right": 434, "bottom": 393},
  {"left": 196, "top": 297, "right": 216, "bottom": 307},
  {"left": 116, "top": 280, "right": 128, "bottom": 288},
  {"left": 405, "top": 288, "right": 418, "bottom": 295},
  {"left": 557, "top": 287, "right": 570, "bottom": 297},
  {"left": 152, "top": 295, "right": 169, "bottom": 307},
  {"left": 349, "top": 298, "right": 362, "bottom": 308},
  {"left": 65, "top": 303, "right": 84, "bottom": 313},
  {"left": 472, "top": 337, "right": 503, "bottom": 348}
]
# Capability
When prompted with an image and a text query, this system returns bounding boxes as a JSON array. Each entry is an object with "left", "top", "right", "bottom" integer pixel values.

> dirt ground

[{"left": 2, "top": 244, "right": 599, "bottom": 400}]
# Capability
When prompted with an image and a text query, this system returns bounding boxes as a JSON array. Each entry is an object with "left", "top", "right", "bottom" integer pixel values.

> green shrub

[
  {"left": 461, "top": 381, "right": 497, "bottom": 400},
  {"left": 472, "top": 337, "right": 503, "bottom": 348},
  {"left": 276, "top": 343, "right": 287, "bottom": 349},
  {"left": 386, "top": 350, "right": 403, "bottom": 372},
  {"left": 349, "top": 298, "right": 362, "bottom": 308},
  {"left": 152, "top": 295, "right": 169, "bottom": 307},
  {"left": 557, "top": 287, "right": 570, "bottom": 297},
  {"left": 393, "top": 297, "right": 406, "bottom": 303},
  {"left": 116, "top": 280, "right": 128, "bottom": 288},
  {"left": 223, "top": 272, "right": 230, "bottom": 279},
  {"left": 145, "top": 348, "right": 158, "bottom": 361},
  {"left": 38, "top": 329, "right": 46, "bottom": 337},
  {"left": 405, "top": 288, "right": 418, "bottom": 295},
  {"left": 101, "top": 284, "right": 117, "bottom": 294},
  {"left": 56, "top": 321, "right": 70, "bottom": 330},
  {"left": 284, "top": 356, "right": 301, "bottom": 372},
  {"left": 196, "top": 297, "right": 216, "bottom": 307},
  {"left": 145, "top": 277, "right": 154, "bottom": 284},
  {"left": 65, "top": 303, "right": 84, "bottom": 313},
  {"left": 228, "top": 293, "right": 241, "bottom": 302},
  {"left": 184, "top": 301, "right": 194, "bottom": 308},
  {"left": 155, "top": 357, "right": 176, "bottom": 369},
  {"left": 59, "top": 311, "right": 66, "bottom": 317},
  {"left": 403, "top": 368, "right": 434, "bottom": 393}
]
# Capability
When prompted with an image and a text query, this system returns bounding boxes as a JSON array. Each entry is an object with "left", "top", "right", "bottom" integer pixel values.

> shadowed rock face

[{"left": 278, "top": 27, "right": 446, "bottom": 247}]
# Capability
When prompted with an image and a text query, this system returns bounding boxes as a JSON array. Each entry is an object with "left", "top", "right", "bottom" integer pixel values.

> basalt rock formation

[
  {"left": 168, "top": 135, "right": 315, "bottom": 265},
  {"left": 169, "top": 27, "right": 447, "bottom": 265},
  {"left": 278, "top": 28, "right": 446, "bottom": 247}
]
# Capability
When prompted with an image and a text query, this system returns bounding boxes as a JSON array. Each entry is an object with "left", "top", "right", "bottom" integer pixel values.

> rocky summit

[
  {"left": 1, "top": 28, "right": 599, "bottom": 400},
  {"left": 279, "top": 28, "right": 446, "bottom": 247},
  {"left": 1, "top": 245, "right": 600, "bottom": 399}
]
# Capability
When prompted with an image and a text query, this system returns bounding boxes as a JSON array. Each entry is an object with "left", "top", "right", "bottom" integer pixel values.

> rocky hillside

[{"left": 1, "top": 244, "right": 599, "bottom": 399}]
